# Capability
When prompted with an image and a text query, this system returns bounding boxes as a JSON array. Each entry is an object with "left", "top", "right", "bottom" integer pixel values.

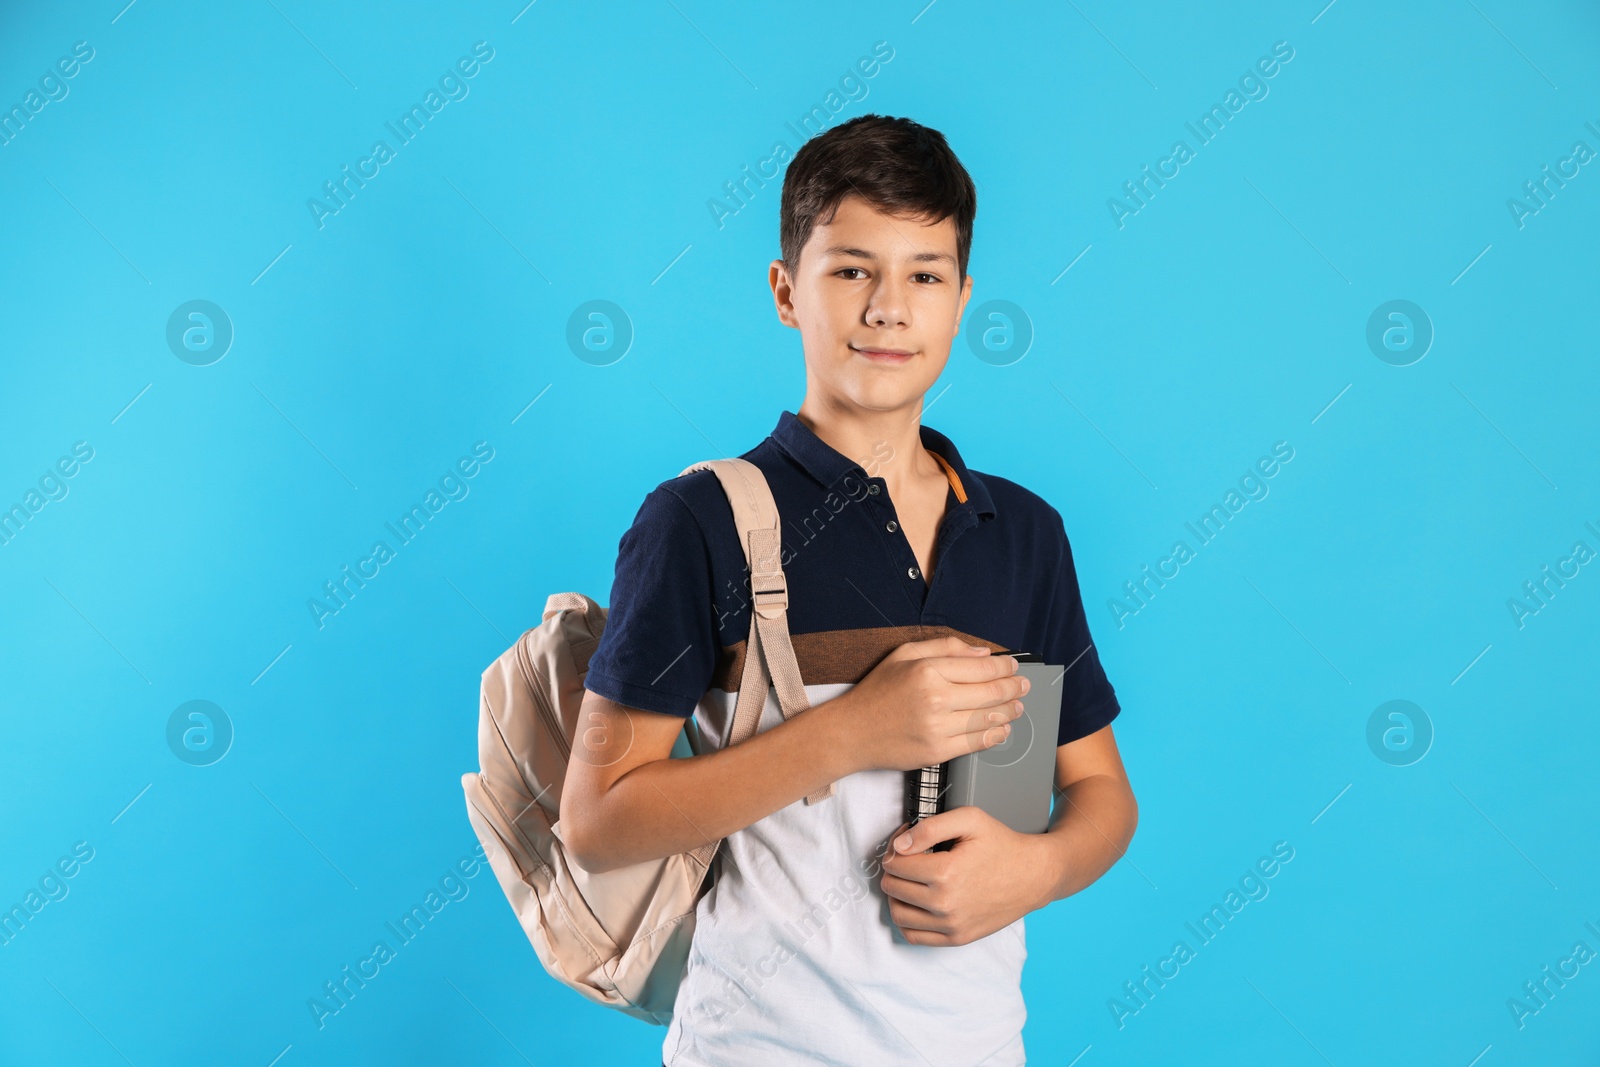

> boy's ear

[
  {"left": 953, "top": 273, "right": 974, "bottom": 336},
  {"left": 770, "top": 258, "right": 800, "bottom": 329}
]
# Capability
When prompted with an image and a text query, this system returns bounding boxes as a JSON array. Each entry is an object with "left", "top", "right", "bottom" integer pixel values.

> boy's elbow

[
  {"left": 556, "top": 783, "right": 612, "bottom": 873},
  {"left": 556, "top": 695, "right": 688, "bottom": 873},
  {"left": 562, "top": 832, "right": 616, "bottom": 874},
  {"left": 558, "top": 810, "right": 623, "bottom": 874},
  {"left": 1120, "top": 780, "right": 1139, "bottom": 847}
]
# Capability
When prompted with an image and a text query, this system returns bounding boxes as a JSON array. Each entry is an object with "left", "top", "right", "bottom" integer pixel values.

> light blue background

[{"left": 2, "top": 1, "right": 1597, "bottom": 1064}]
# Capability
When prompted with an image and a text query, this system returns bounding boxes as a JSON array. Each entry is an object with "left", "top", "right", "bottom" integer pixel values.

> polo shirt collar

[{"left": 769, "top": 409, "right": 996, "bottom": 519}]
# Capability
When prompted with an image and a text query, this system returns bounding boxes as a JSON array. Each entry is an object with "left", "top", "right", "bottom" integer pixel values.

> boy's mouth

[{"left": 852, "top": 344, "right": 915, "bottom": 364}]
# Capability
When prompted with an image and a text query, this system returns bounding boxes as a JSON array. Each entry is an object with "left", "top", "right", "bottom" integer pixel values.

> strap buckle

[{"left": 752, "top": 583, "right": 787, "bottom": 617}]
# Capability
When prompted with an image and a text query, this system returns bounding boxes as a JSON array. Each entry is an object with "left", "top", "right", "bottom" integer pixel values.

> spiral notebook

[{"left": 904, "top": 652, "right": 1062, "bottom": 846}]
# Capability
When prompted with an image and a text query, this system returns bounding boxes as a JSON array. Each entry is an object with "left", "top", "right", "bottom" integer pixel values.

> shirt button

[
  {"left": 886, "top": 519, "right": 898, "bottom": 532},
  {"left": 867, "top": 484, "right": 880, "bottom": 495},
  {"left": 907, "top": 566, "right": 919, "bottom": 580}
]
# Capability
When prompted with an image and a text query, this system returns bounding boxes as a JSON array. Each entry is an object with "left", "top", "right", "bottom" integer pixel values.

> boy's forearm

[
  {"left": 1028, "top": 774, "right": 1139, "bottom": 906},
  {"left": 565, "top": 695, "right": 860, "bottom": 873}
]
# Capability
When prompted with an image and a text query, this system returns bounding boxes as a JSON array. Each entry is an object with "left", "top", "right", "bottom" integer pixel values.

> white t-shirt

[{"left": 663, "top": 681, "right": 1029, "bottom": 1067}]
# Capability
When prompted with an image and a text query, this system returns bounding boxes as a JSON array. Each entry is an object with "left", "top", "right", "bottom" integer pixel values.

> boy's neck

[{"left": 793, "top": 398, "right": 944, "bottom": 495}]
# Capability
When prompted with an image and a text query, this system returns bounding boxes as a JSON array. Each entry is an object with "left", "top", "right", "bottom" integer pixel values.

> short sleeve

[
  {"left": 584, "top": 485, "right": 717, "bottom": 718},
  {"left": 1039, "top": 510, "right": 1121, "bottom": 746}
]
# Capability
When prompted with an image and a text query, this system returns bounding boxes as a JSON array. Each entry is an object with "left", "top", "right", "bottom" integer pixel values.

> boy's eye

[{"left": 835, "top": 268, "right": 942, "bottom": 283}]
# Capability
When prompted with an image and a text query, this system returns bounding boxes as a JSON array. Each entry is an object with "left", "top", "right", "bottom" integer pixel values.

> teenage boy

[{"left": 562, "top": 114, "right": 1137, "bottom": 1066}]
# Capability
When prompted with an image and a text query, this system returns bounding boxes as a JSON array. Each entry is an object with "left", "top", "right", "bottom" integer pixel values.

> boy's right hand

[{"left": 834, "top": 637, "right": 1030, "bottom": 774}]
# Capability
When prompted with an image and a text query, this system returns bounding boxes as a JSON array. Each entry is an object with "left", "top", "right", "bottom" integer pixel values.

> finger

[
  {"left": 915, "top": 649, "right": 1022, "bottom": 684},
  {"left": 892, "top": 636, "right": 995, "bottom": 664},
  {"left": 881, "top": 821, "right": 912, "bottom": 860},
  {"left": 888, "top": 896, "right": 951, "bottom": 935},
  {"left": 897, "top": 926, "right": 952, "bottom": 947},
  {"left": 879, "top": 870, "right": 941, "bottom": 911},
  {"left": 948, "top": 683, "right": 1031, "bottom": 742},
  {"left": 881, "top": 849, "right": 949, "bottom": 884},
  {"left": 890, "top": 808, "right": 977, "bottom": 859},
  {"left": 947, "top": 711, "right": 1012, "bottom": 743},
  {"left": 939, "top": 701, "right": 1028, "bottom": 759},
  {"left": 938, "top": 663, "right": 1031, "bottom": 714},
  {"left": 953, "top": 716, "right": 1017, "bottom": 758}
]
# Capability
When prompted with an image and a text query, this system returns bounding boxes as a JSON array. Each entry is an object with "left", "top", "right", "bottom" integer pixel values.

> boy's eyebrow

[{"left": 822, "top": 245, "right": 957, "bottom": 266}]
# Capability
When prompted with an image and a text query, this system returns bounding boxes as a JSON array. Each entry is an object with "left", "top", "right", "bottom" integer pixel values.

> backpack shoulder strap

[{"left": 678, "top": 458, "right": 834, "bottom": 806}]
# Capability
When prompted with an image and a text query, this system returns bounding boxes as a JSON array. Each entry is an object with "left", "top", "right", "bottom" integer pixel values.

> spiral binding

[{"left": 905, "top": 762, "right": 948, "bottom": 824}]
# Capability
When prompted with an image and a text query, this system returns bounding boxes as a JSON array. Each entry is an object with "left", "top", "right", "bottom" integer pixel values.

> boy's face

[{"left": 771, "top": 194, "right": 973, "bottom": 416}]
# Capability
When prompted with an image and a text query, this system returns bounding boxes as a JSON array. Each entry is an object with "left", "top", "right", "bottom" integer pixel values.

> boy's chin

[{"left": 832, "top": 379, "right": 941, "bottom": 413}]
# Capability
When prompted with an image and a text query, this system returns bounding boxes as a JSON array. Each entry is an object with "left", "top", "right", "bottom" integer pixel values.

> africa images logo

[
  {"left": 307, "top": 42, "right": 495, "bottom": 230},
  {"left": 307, "top": 442, "right": 494, "bottom": 629}
]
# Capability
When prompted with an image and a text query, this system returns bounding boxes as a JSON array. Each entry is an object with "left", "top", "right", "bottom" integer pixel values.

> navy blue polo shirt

[{"left": 585, "top": 409, "right": 1120, "bottom": 747}]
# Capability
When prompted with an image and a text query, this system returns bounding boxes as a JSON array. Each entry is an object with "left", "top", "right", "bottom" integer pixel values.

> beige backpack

[{"left": 460, "top": 457, "right": 834, "bottom": 1023}]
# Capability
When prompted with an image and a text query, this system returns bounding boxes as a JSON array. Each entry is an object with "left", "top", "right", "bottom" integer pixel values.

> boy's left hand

[{"left": 878, "top": 807, "right": 1052, "bottom": 946}]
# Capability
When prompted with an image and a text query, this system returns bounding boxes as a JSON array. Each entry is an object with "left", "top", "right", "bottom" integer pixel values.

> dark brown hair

[{"left": 780, "top": 114, "right": 977, "bottom": 281}]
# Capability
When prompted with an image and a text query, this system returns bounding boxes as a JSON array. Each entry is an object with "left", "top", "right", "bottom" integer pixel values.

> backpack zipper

[{"left": 515, "top": 630, "right": 572, "bottom": 763}]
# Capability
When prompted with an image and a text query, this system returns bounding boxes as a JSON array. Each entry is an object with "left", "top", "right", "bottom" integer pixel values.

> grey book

[{"left": 906, "top": 653, "right": 1062, "bottom": 844}]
